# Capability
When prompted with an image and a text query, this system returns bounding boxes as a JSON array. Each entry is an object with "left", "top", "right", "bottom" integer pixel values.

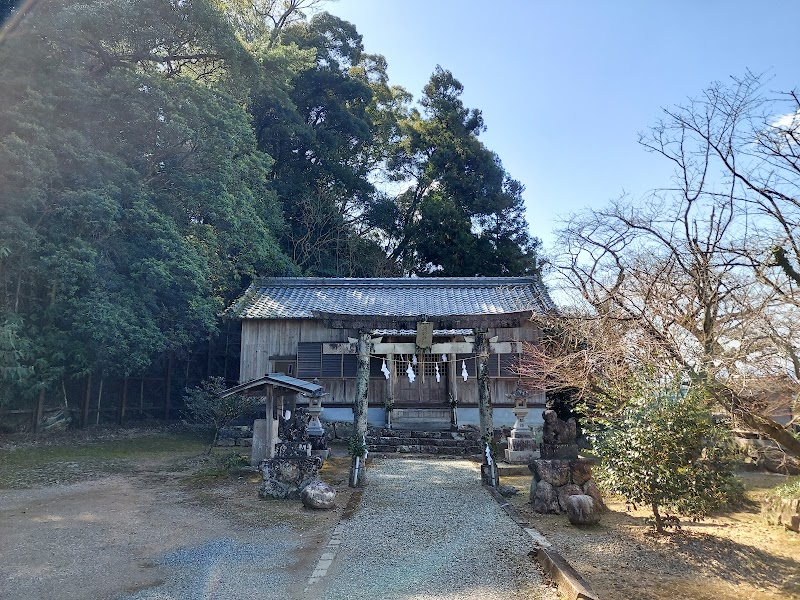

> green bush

[
  {"left": 183, "top": 377, "right": 256, "bottom": 453},
  {"left": 590, "top": 378, "right": 742, "bottom": 532}
]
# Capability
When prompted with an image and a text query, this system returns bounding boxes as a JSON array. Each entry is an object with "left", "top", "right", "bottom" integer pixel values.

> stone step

[
  {"left": 392, "top": 408, "right": 451, "bottom": 421},
  {"left": 364, "top": 426, "right": 484, "bottom": 456},
  {"left": 366, "top": 436, "right": 481, "bottom": 447},
  {"left": 367, "top": 427, "right": 482, "bottom": 441},
  {"left": 369, "top": 444, "right": 481, "bottom": 456}
]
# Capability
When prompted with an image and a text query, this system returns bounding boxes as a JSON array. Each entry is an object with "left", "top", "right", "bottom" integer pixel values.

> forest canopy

[{"left": 0, "top": 0, "right": 542, "bottom": 407}]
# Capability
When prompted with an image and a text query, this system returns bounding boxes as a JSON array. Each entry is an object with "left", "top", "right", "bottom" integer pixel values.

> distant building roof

[{"left": 225, "top": 277, "right": 554, "bottom": 320}]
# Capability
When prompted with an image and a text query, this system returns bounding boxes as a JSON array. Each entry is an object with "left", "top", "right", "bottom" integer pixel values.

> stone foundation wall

[
  {"left": 217, "top": 425, "right": 254, "bottom": 447},
  {"left": 763, "top": 495, "right": 800, "bottom": 533}
]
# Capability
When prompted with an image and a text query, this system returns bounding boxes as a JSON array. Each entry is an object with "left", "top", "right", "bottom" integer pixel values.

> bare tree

[
  {"left": 529, "top": 73, "right": 800, "bottom": 456},
  {"left": 529, "top": 184, "right": 800, "bottom": 457}
]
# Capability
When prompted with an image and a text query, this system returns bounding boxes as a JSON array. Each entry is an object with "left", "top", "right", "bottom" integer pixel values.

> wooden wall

[{"left": 239, "top": 319, "right": 543, "bottom": 408}]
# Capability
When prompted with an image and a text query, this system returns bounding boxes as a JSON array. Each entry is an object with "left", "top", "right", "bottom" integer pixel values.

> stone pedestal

[
  {"left": 505, "top": 437, "right": 539, "bottom": 463},
  {"left": 540, "top": 442, "right": 579, "bottom": 459}
]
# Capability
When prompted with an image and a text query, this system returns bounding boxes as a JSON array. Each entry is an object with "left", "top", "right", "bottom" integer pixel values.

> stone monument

[
  {"left": 540, "top": 408, "right": 578, "bottom": 459},
  {"left": 503, "top": 385, "right": 539, "bottom": 464},
  {"left": 529, "top": 409, "right": 604, "bottom": 518}
]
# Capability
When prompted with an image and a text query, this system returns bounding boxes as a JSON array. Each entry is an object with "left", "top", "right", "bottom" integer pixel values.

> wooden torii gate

[{"left": 313, "top": 311, "right": 532, "bottom": 488}]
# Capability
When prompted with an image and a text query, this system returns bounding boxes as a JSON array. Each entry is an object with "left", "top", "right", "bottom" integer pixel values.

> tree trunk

[
  {"left": 349, "top": 330, "right": 371, "bottom": 487},
  {"left": 164, "top": 355, "right": 173, "bottom": 420},
  {"left": 95, "top": 377, "right": 104, "bottom": 426},
  {"left": 651, "top": 503, "right": 664, "bottom": 534},
  {"left": 716, "top": 384, "right": 800, "bottom": 458},
  {"left": 118, "top": 377, "right": 128, "bottom": 426},
  {"left": 32, "top": 388, "right": 44, "bottom": 433},
  {"left": 81, "top": 374, "right": 92, "bottom": 428}
]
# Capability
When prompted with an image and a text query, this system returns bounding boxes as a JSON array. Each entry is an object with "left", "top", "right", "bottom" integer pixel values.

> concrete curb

[
  {"left": 535, "top": 546, "right": 599, "bottom": 600},
  {"left": 485, "top": 484, "right": 600, "bottom": 600}
]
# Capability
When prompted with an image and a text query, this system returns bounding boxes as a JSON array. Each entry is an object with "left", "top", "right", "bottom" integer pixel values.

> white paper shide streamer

[
  {"left": 461, "top": 360, "right": 468, "bottom": 381},
  {"left": 435, "top": 363, "right": 441, "bottom": 383},
  {"left": 406, "top": 361, "right": 416, "bottom": 383},
  {"left": 381, "top": 359, "right": 390, "bottom": 380}
]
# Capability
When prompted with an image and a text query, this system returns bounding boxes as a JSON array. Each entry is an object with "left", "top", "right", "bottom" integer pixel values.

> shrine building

[{"left": 224, "top": 277, "right": 554, "bottom": 430}]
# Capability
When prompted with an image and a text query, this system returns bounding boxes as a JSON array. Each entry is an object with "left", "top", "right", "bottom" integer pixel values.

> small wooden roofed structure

[
  {"left": 220, "top": 373, "right": 324, "bottom": 397},
  {"left": 225, "top": 276, "right": 555, "bottom": 486}
]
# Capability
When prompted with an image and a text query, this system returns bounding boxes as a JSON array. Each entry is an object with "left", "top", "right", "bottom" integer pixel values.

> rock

[
  {"left": 566, "top": 494, "right": 601, "bottom": 526},
  {"left": 532, "top": 480, "right": 560, "bottom": 513},
  {"left": 532, "top": 459, "right": 571, "bottom": 487},
  {"left": 259, "top": 457, "right": 322, "bottom": 500},
  {"left": 557, "top": 483, "right": 583, "bottom": 512},
  {"left": 529, "top": 478, "right": 537, "bottom": 500},
  {"left": 569, "top": 458, "right": 594, "bottom": 486},
  {"left": 260, "top": 479, "right": 293, "bottom": 500},
  {"left": 237, "top": 437, "right": 253, "bottom": 447},
  {"left": 498, "top": 484, "right": 519, "bottom": 497},
  {"left": 301, "top": 480, "right": 337, "bottom": 509},
  {"left": 582, "top": 479, "right": 606, "bottom": 510}
]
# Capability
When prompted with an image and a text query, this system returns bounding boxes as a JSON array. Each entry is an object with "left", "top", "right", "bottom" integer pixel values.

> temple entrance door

[{"left": 393, "top": 354, "right": 447, "bottom": 406}]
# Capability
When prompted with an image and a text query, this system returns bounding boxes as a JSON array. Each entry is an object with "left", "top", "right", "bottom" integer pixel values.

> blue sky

[{"left": 328, "top": 0, "right": 799, "bottom": 247}]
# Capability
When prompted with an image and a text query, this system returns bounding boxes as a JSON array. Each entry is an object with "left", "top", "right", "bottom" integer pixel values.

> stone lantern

[
  {"left": 503, "top": 384, "right": 538, "bottom": 463},
  {"left": 305, "top": 383, "right": 327, "bottom": 437}
]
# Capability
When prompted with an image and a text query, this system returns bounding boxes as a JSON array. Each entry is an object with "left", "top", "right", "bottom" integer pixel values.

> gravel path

[{"left": 310, "top": 458, "right": 559, "bottom": 600}]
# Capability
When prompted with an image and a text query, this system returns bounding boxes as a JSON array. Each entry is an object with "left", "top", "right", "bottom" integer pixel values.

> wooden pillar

[
  {"left": 32, "top": 389, "right": 45, "bottom": 433},
  {"left": 118, "top": 377, "right": 129, "bottom": 425},
  {"left": 385, "top": 352, "right": 394, "bottom": 428},
  {"left": 349, "top": 330, "right": 371, "bottom": 487},
  {"left": 475, "top": 329, "right": 497, "bottom": 486},
  {"left": 447, "top": 352, "right": 457, "bottom": 430},
  {"left": 81, "top": 374, "right": 92, "bottom": 428}
]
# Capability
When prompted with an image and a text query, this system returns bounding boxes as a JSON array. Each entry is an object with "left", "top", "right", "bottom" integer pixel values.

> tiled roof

[{"left": 225, "top": 277, "right": 554, "bottom": 320}]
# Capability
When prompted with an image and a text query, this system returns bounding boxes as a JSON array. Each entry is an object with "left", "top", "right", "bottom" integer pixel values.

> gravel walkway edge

[{"left": 485, "top": 485, "right": 600, "bottom": 600}]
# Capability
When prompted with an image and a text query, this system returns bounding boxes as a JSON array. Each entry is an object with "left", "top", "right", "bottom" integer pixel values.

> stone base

[
  {"left": 540, "top": 443, "right": 579, "bottom": 459},
  {"left": 311, "top": 449, "right": 330, "bottom": 460},
  {"left": 529, "top": 457, "right": 604, "bottom": 514},
  {"left": 504, "top": 448, "right": 539, "bottom": 463},
  {"left": 259, "top": 456, "right": 322, "bottom": 500}
]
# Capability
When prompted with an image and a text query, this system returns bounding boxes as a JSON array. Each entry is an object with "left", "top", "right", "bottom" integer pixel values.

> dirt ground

[
  {"left": 0, "top": 427, "right": 354, "bottom": 600},
  {"left": 504, "top": 470, "right": 800, "bottom": 600}
]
